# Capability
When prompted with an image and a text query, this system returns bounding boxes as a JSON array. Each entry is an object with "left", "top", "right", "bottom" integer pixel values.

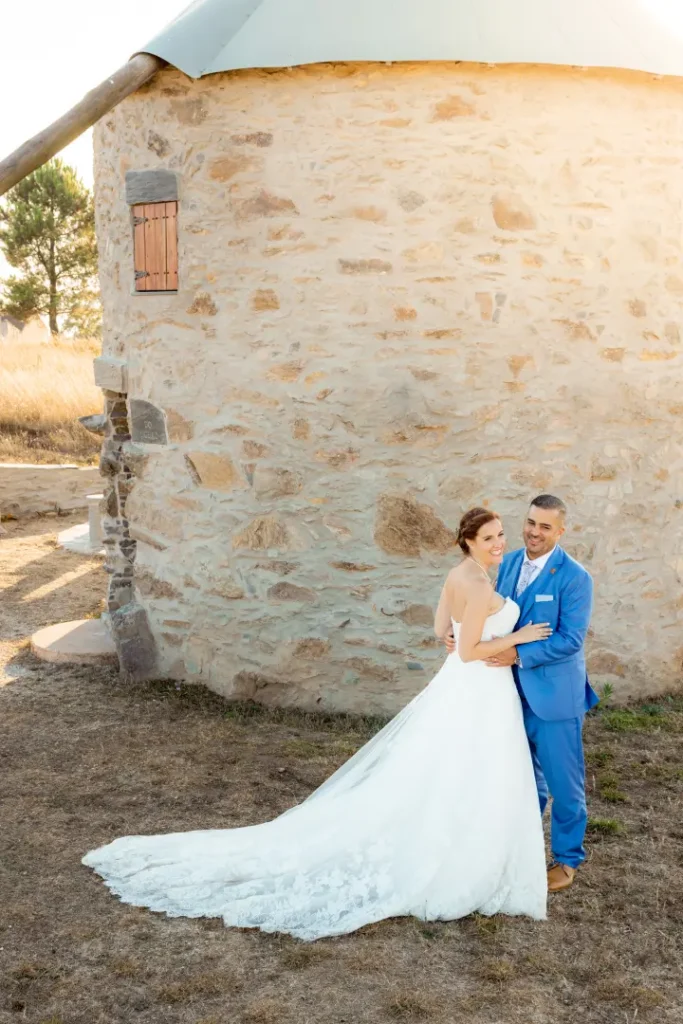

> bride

[{"left": 83, "top": 507, "right": 552, "bottom": 940}]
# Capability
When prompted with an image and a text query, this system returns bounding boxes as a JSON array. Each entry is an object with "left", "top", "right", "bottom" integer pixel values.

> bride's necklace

[{"left": 468, "top": 556, "right": 491, "bottom": 581}]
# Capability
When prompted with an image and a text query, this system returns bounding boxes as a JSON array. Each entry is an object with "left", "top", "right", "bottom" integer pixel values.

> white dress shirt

[{"left": 516, "top": 546, "right": 557, "bottom": 596}]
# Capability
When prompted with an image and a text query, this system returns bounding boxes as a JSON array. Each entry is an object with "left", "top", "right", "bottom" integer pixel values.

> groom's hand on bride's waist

[
  {"left": 444, "top": 626, "right": 518, "bottom": 667},
  {"left": 484, "top": 647, "right": 517, "bottom": 668},
  {"left": 442, "top": 630, "right": 517, "bottom": 665}
]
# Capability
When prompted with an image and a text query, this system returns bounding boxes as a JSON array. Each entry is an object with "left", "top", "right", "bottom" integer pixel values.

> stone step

[
  {"left": 31, "top": 619, "right": 118, "bottom": 666},
  {"left": 57, "top": 521, "right": 105, "bottom": 556}
]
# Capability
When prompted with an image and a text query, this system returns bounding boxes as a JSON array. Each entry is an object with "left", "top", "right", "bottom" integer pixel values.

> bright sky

[
  {"left": 0, "top": 0, "right": 190, "bottom": 278},
  {"left": 2, "top": 0, "right": 191, "bottom": 189}
]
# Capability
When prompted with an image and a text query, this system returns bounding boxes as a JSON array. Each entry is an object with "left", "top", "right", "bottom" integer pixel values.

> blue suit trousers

[{"left": 521, "top": 697, "right": 588, "bottom": 868}]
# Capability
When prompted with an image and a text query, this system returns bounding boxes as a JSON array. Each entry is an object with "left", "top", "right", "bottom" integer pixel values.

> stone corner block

[
  {"left": 129, "top": 399, "right": 168, "bottom": 446},
  {"left": 94, "top": 356, "right": 128, "bottom": 393},
  {"left": 110, "top": 600, "right": 158, "bottom": 680}
]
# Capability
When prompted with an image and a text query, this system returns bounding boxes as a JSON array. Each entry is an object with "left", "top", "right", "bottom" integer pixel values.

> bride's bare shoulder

[{"left": 445, "top": 562, "right": 492, "bottom": 593}]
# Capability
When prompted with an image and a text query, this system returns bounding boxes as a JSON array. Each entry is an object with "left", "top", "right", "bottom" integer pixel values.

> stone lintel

[{"left": 125, "top": 169, "right": 178, "bottom": 205}]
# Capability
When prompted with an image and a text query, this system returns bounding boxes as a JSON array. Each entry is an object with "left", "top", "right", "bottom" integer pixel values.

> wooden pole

[{"left": 0, "top": 53, "right": 166, "bottom": 197}]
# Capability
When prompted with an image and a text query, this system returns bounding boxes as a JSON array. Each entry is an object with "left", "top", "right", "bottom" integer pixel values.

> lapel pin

[{"left": 550, "top": 568, "right": 557, "bottom": 575}]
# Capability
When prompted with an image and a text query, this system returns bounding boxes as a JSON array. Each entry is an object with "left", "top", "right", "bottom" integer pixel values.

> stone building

[
  {"left": 87, "top": 1, "right": 683, "bottom": 712},
  {"left": 0, "top": 315, "right": 49, "bottom": 344}
]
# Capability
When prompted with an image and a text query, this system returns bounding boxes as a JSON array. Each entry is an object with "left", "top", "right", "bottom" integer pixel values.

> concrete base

[
  {"left": 31, "top": 619, "right": 118, "bottom": 666},
  {"left": 57, "top": 522, "right": 105, "bottom": 557}
]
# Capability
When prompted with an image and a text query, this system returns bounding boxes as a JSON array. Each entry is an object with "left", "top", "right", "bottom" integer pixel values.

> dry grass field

[
  {"left": 1, "top": 515, "right": 682, "bottom": 1024},
  {"left": 0, "top": 336, "right": 101, "bottom": 464}
]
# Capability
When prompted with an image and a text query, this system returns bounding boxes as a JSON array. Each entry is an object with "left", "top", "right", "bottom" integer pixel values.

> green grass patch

[
  {"left": 599, "top": 787, "right": 629, "bottom": 804},
  {"left": 595, "top": 769, "right": 629, "bottom": 803},
  {"left": 602, "top": 708, "right": 669, "bottom": 733},
  {"left": 627, "top": 761, "right": 683, "bottom": 784},
  {"left": 282, "top": 739, "right": 328, "bottom": 760},
  {"left": 587, "top": 748, "right": 615, "bottom": 769},
  {"left": 588, "top": 817, "right": 625, "bottom": 837}
]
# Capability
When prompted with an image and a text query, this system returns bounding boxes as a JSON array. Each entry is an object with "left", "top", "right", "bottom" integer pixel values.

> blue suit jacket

[{"left": 497, "top": 547, "right": 599, "bottom": 722}]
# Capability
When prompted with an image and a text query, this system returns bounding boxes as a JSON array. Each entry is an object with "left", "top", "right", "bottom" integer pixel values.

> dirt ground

[{"left": 1, "top": 515, "right": 682, "bottom": 1024}]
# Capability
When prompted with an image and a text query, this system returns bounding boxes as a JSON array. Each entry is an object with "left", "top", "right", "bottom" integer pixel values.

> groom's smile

[{"left": 523, "top": 504, "right": 566, "bottom": 560}]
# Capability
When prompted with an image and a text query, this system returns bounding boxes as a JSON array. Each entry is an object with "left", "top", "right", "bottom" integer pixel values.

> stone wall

[
  {"left": 92, "top": 61, "right": 683, "bottom": 711},
  {"left": 94, "top": 383, "right": 159, "bottom": 680}
]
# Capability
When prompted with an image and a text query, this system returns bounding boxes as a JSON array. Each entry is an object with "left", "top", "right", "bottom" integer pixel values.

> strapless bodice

[{"left": 451, "top": 596, "right": 520, "bottom": 642}]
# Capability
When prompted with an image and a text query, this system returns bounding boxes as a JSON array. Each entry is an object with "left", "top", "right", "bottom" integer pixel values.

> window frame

[{"left": 131, "top": 200, "right": 179, "bottom": 294}]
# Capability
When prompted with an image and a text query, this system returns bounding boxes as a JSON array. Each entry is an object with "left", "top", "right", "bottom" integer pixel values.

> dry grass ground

[
  {"left": 1, "top": 516, "right": 682, "bottom": 1024},
  {"left": 0, "top": 337, "right": 101, "bottom": 464}
]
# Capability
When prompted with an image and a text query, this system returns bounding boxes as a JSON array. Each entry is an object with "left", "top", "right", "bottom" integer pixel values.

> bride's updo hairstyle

[{"left": 456, "top": 507, "right": 499, "bottom": 555}]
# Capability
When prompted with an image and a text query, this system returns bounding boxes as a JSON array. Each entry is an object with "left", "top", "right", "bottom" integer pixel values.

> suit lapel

[
  {"left": 517, "top": 546, "right": 565, "bottom": 618},
  {"left": 499, "top": 549, "right": 525, "bottom": 599}
]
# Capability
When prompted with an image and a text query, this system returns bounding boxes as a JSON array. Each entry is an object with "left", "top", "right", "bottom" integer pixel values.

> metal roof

[{"left": 136, "top": 0, "right": 683, "bottom": 80}]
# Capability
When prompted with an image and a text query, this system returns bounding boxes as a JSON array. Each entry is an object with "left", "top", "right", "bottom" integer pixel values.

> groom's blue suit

[{"left": 497, "top": 546, "right": 599, "bottom": 868}]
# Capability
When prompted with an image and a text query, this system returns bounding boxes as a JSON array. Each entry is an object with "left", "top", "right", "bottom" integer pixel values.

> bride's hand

[{"left": 516, "top": 622, "right": 553, "bottom": 644}]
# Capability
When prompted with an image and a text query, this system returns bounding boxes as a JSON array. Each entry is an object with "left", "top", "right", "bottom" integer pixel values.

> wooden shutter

[{"left": 133, "top": 201, "right": 178, "bottom": 292}]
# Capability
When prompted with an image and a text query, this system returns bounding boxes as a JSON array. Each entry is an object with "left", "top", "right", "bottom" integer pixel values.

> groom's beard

[{"left": 523, "top": 531, "right": 557, "bottom": 559}]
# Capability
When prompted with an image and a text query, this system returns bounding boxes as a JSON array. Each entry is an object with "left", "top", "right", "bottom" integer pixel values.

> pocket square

[{"left": 535, "top": 594, "right": 554, "bottom": 603}]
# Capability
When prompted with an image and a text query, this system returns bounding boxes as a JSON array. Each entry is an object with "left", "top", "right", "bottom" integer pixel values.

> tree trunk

[
  {"left": 48, "top": 279, "right": 59, "bottom": 335},
  {"left": 48, "top": 231, "right": 58, "bottom": 335}
]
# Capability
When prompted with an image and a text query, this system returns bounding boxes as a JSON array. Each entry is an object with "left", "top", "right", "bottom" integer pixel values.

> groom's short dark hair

[{"left": 530, "top": 494, "right": 567, "bottom": 519}]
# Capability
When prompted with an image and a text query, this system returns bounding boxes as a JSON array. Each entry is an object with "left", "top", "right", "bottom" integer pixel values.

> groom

[{"left": 445, "top": 494, "right": 598, "bottom": 893}]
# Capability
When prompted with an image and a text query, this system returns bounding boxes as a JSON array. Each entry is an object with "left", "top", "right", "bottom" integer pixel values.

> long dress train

[{"left": 83, "top": 597, "right": 547, "bottom": 940}]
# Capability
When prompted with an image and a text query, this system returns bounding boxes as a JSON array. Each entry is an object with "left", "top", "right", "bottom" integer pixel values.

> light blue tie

[{"left": 516, "top": 559, "right": 537, "bottom": 596}]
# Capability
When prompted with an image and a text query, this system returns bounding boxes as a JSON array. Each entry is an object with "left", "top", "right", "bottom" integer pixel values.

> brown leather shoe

[{"left": 547, "top": 863, "right": 576, "bottom": 892}]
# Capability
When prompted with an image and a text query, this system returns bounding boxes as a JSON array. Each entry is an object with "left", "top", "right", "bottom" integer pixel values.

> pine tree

[{"left": 0, "top": 159, "right": 101, "bottom": 337}]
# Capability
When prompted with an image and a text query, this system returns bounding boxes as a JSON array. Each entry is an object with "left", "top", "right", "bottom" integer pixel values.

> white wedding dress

[{"left": 83, "top": 597, "right": 547, "bottom": 939}]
